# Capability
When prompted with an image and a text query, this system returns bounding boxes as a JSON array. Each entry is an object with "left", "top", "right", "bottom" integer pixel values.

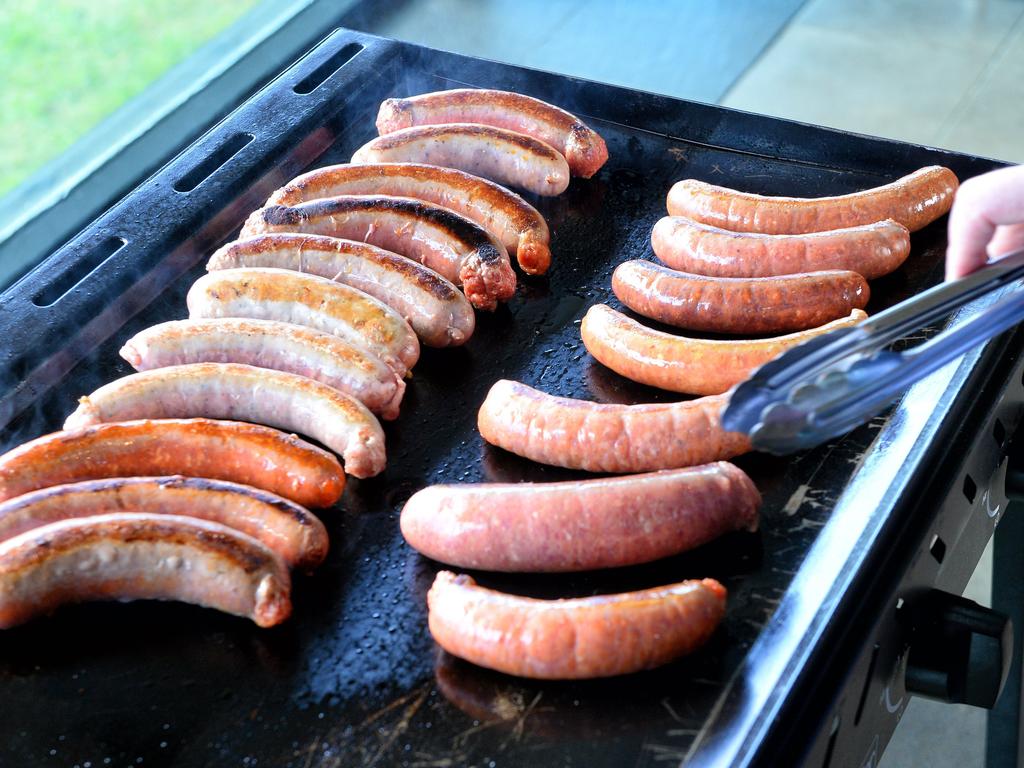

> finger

[
  {"left": 945, "top": 165, "right": 1024, "bottom": 281},
  {"left": 987, "top": 223, "right": 1024, "bottom": 259}
]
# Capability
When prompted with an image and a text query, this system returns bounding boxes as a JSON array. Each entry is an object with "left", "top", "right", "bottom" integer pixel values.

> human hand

[{"left": 946, "top": 164, "right": 1024, "bottom": 281}]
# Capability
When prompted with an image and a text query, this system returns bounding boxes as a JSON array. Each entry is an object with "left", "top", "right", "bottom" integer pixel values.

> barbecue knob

[
  {"left": 1005, "top": 435, "right": 1024, "bottom": 500},
  {"left": 903, "top": 590, "right": 1012, "bottom": 708}
]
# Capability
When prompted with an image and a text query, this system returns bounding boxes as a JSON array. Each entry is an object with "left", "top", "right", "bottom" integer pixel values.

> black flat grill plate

[{"left": 0, "top": 30, "right": 1003, "bottom": 768}]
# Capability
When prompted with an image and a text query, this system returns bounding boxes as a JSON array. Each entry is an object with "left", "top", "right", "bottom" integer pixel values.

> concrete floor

[{"left": 355, "top": 1, "right": 1022, "bottom": 765}]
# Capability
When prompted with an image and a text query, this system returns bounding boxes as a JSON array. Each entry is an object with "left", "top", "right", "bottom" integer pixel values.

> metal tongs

[{"left": 722, "top": 249, "right": 1024, "bottom": 454}]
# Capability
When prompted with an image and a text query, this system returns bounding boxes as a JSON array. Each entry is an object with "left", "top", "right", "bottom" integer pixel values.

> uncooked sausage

[
  {"left": 666, "top": 166, "right": 958, "bottom": 234},
  {"left": 401, "top": 463, "right": 760, "bottom": 572},
  {"left": 477, "top": 379, "right": 750, "bottom": 472},
  {"left": 427, "top": 571, "right": 726, "bottom": 678},
  {"left": 581, "top": 304, "right": 867, "bottom": 395},
  {"left": 612, "top": 259, "right": 870, "bottom": 334},
  {"left": 651, "top": 216, "right": 911, "bottom": 280}
]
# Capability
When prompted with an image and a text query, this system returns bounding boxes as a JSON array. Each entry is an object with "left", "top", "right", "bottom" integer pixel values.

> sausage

[
  {"left": 120, "top": 317, "right": 404, "bottom": 420},
  {"left": 266, "top": 164, "right": 552, "bottom": 274},
  {"left": 477, "top": 379, "right": 750, "bottom": 472},
  {"left": 0, "top": 513, "right": 291, "bottom": 629},
  {"left": 401, "top": 463, "right": 760, "bottom": 572},
  {"left": 666, "top": 166, "right": 958, "bottom": 234},
  {"left": 186, "top": 267, "right": 419, "bottom": 376},
  {"left": 612, "top": 259, "right": 870, "bottom": 334},
  {"left": 650, "top": 216, "right": 911, "bottom": 280},
  {"left": 427, "top": 571, "right": 726, "bottom": 678},
  {"left": 0, "top": 419, "right": 344, "bottom": 508},
  {"left": 240, "top": 197, "right": 516, "bottom": 311},
  {"left": 376, "top": 89, "right": 608, "bottom": 178},
  {"left": 351, "top": 124, "right": 571, "bottom": 197},
  {"left": 63, "top": 363, "right": 386, "bottom": 479},
  {"left": 581, "top": 304, "right": 867, "bottom": 396},
  {"left": 0, "top": 476, "right": 328, "bottom": 570},
  {"left": 206, "top": 234, "right": 475, "bottom": 347}
]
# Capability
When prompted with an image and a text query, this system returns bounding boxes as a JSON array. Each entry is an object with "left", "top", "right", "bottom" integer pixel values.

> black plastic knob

[
  {"left": 1006, "top": 436, "right": 1024, "bottom": 501},
  {"left": 904, "top": 590, "right": 1012, "bottom": 708}
]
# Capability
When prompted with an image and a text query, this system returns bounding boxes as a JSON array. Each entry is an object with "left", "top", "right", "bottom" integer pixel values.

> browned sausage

[
  {"left": 0, "top": 476, "right": 328, "bottom": 570},
  {"left": 612, "top": 260, "right": 870, "bottom": 334},
  {"left": 581, "top": 304, "right": 867, "bottom": 396},
  {"left": 266, "top": 164, "right": 552, "bottom": 274},
  {"left": 63, "top": 363, "right": 386, "bottom": 479},
  {"left": 666, "top": 166, "right": 958, "bottom": 234},
  {"left": 240, "top": 196, "right": 516, "bottom": 311},
  {"left": 206, "top": 234, "right": 475, "bottom": 348},
  {"left": 352, "top": 124, "right": 571, "bottom": 196},
  {"left": 376, "top": 89, "right": 608, "bottom": 178},
  {"left": 186, "top": 267, "right": 419, "bottom": 378},
  {"left": 651, "top": 216, "right": 911, "bottom": 280},
  {"left": 427, "top": 571, "right": 726, "bottom": 678},
  {"left": 0, "top": 419, "right": 344, "bottom": 508},
  {"left": 120, "top": 317, "right": 405, "bottom": 420},
  {"left": 0, "top": 513, "right": 292, "bottom": 628},
  {"left": 477, "top": 379, "right": 750, "bottom": 472},
  {"left": 401, "top": 463, "right": 759, "bottom": 572}
]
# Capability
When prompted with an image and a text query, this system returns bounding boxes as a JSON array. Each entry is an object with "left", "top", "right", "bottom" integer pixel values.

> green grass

[{"left": 0, "top": 0, "right": 260, "bottom": 197}]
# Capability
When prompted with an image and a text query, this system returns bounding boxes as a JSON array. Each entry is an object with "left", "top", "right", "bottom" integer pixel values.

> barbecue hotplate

[{"left": 0, "top": 30, "right": 1012, "bottom": 768}]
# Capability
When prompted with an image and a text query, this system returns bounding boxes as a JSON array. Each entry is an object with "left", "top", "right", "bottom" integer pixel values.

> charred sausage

[
  {"left": 63, "top": 363, "right": 386, "bottom": 479},
  {"left": 120, "top": 317, "right": 405, "bottom": 420},
  {"left": 186, "top": 267, "right": 419, "bottom": 376},
  {"left": 401, "top": 463, "right": 760, "bottom": 572},
  {"left": 651, "top": 216, "right": 911, "bottom": 280},
  {"left": 666, "top": 166, "right": 958, "bottom": 234},
  {"left": 581, "top": 304, "right": 867, "bottom": 396},
  {"left": 240, "top": 197, "right": 516, "bottom": 311},
  {"left": 0, "top": 513, "right": 291, "bottom": 629},
  {"left": 0, "top": 476, "right": 328, "bottom": 570},
  {"left": 352, "top": 124, "right": 571, "bottom": 197},
  {"left": 477, "top": 379, "right": 750, "bottom": 472},
  {"left": 612, "top": 260, "right": 869, "bottom": 334},
  {"left": 207, "top": 234, "right": 475, "bottom": 347},
  {"left": 376, "top": 89, "right": 608, "bottom": 178},
  {"left": 0, "top": 419, "right": 345, "bottom": 508},
  {"left": 427, "top": 571, "right": 726, "bottom": 678},
  {"left": 266, "top": 164, "right": 552, "bottom": 274}
]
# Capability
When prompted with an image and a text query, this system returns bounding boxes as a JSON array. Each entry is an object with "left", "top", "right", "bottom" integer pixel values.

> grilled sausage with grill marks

[
  {"left": 63, "top": 363, "right": 386, "bottom": 479},
  {"left": 427, "top": 571, "right": 726, "bottom": 678},
  {"left": 667, "top": 166, "right": 958, "bottom": 234},
  {"left": 376, "top": 89, "right": 608, "bottom": 178},
  {"left": 240, "top": 197, "right": 516, "bottom": 311},
  {"left": 401, "top": 463, "right": 760, "bottom": 572},
  {"left": 651, "top": 216, "right": 911, "bottom": 280},
  {"left": 352, "top": 125, "right": 571, "bottom": 197},
  {"left": 477, "top": 379, "right": 750, "bottom": 473},
  {"left": 266, "top": 164, "right": 552, "bottom": 274},
  {"left": 582, "top": 304, "right": 867, "bottom": 396},
  {"left": 120, "top": 317, "right": 404, "bottom": 420},
  {"left": 0, "top": 476, "right": 328, "bottom": 570},
  {"left": 0, "top": 418, "right": 345, "bottom": 508},
  {"left": 0, "top": 513, "right": 291, "bottom": 629},
  {"left": 207, "top": 234, "right": 475, "bottom": 347},
  {"left": 612, "top": 260, "right": 870, "bottom": 334},
  {"left": 186, "top": 267, "right": 419, "bottom": 376}
]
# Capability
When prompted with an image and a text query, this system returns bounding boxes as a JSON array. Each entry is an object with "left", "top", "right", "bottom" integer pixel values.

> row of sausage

[
  {"left": 0, "top": 88, "right": 605, "bottom": 631},
  {"left": 404, "top": 164, "right": 961, "bottom": 680}
]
